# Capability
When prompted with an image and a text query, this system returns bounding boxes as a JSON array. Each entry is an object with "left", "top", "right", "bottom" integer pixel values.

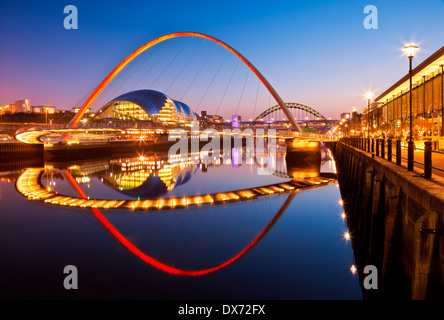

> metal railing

[{"left": 340, "top": 137, "right": 444, "bottom": 180}]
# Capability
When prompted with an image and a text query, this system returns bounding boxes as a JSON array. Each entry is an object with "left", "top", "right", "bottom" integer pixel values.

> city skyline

[{"left": 1, "top": 0, "right": 444, "bottom": 120}]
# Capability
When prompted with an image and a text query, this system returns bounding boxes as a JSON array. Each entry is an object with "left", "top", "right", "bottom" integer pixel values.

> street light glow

[
  {"left": 403, "top": 43, "right": 419, "bottom": 58},
  {"left": 350, "top": 265, "right": 357, "bottom": 275}
]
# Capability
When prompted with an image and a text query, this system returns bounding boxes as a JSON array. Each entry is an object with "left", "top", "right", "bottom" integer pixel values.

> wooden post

[{"left": 412, "top": 210, "right": 439, "bottom": 299}]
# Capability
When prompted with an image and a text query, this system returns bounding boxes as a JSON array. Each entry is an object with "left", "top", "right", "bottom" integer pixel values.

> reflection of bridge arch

[
  {"left": 16, "top": 168, "right": 302, "bottom": 276},
  {"left": 249, "top": 103, "right": 330, "bottom": 128},
  {"left": 17, "top": 168, "right": 334, "bottom": 210},
  {"left": 66, "top": 32, "right": 302, "bottom": 138},
  {"left": 16, "top": 168, "right": 335, "bottom": 275}
]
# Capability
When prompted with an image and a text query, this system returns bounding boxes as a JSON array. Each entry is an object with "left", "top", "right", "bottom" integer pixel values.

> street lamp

[
  {"left": 402, "top": 43, "right": 419, "bottom": 171},
  {"left": 45, "top": 106, "right": 49, "bottom": 125},
  {"left": 366, "top": 92, "right": 373, "bottom": 139}
]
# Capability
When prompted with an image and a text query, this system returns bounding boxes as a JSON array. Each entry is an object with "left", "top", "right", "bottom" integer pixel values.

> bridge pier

[{"left": 285, "top": 139, "right": 321, "bottom": 179}]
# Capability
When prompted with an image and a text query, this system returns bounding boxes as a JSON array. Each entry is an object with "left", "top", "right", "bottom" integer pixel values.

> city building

[
  {"left": 337, "top": 109, "right": 362, "bottom": 137},
  {"left": 96, "top": 89, "right": 197, "bottom": 126},
  {"left": 364, "top": 45, "right": 444, "bottom": 143},
  {"left": 15, "top": 99, "right": 31, "bottom": 113},
  {"left": 32, "top": 106, "right": 56, "bottom": 114},
  {"left": 0, "top": 104, "right": 16, "bottom": 115},
  {"left": 231, "top": 115, "right": 241, "bottom": 128},
  {"left": 340, "top": 113, "right": 351, "bottom": 121}
]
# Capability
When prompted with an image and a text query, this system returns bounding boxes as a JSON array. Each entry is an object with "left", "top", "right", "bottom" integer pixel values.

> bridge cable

[
  {"left": 196, "top": 50, "right": 229, "bottom": 113},
  {"left": 234, "top": 68, "right": 250, "bottom": 116},
  {"left": 127, "top": 39, "right": 174, "bottom": 94},
  {"left": 164, "top": 37, "right": 205, "bottom": 95},
  {"left": 99, "top": 40, "right": 162, "bottom": 103},
  {"left": 97, "top": 41, "right": 160, "bottom": 107},
  {"left": 53, "top": 86, "right": 96, "bottom": 125},
  {"left": 130, "top": 38, "right": 188, "bottom": 112},
  {"left": 147, "top": 36, "right": 193, "bottom": 91},
  {"left": 235, "top": 204, "right": 250, "bottom": 241},
  {"left": 214, "top": 205, "right": 242, "bottom": 248},
  {"left": 180, "top": 42, "right": 217, "bottom": 102},
  {"left": 214, "top": 59, "right": 239, "bottom": 116},
  {"left": 252, "top": 78, "right": 261, "bottom": 122}
]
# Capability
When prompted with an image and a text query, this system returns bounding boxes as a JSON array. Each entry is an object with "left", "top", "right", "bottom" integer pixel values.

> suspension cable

[
  {"left": 180, "top": 42, "right": 217, "bottom": 102},
  {"left": 196, "top": 50, "right": 229, "bottom": 113},
  {"left": 147, "top": 36, "right": 192, "bottom": 90},
  {"left": 235, "top": 69, "right": 250, "bottom": 116},
  {"left": 164, "top": 38, "right": 206, "bottom": 95},
  {"left": 214, "top": 59, "right": 239, "bottom": 116}
]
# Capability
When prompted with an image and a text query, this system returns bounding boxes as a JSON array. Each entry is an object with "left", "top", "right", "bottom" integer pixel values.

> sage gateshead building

[
  {"left": 364, "top": 45, "right": 444, "bottom": 147},
  {"left": 96, "top": 89, "right": 197, "bottom": 126}
]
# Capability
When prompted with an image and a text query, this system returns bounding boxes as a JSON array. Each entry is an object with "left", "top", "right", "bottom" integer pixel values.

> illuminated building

[
  {"left": 15, "top": 99, "right": 31, "bottom": 113},
  {"left": 364, "top": 45, "right": 444, "bottom": 144},
  {"left": 96, "top": 89, "right": 197, "bottom": 126},
  {"left": 0, "top": 104, "right": 15, "bottom": 115},
  {"left": 32, "top": 106, "right": 55, "bottom": 114},
  {"left": 102, "top": 156, "right": 198, "bottom": 198}
]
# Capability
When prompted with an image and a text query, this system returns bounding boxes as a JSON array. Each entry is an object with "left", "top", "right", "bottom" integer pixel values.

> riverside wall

[{"left": 327, "top": 141, "right": 444, "bottom": 299}]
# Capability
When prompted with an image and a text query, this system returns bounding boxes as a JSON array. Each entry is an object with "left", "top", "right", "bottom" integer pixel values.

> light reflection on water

[{"left": 0, "top": 146, "right": 362, "bottom": 299}]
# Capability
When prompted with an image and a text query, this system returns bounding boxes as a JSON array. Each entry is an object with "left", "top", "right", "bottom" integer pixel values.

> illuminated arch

[
  {"left": 66, "top": 32, "right": 302, "bottom": 139},
  {"left": 16, "top": 168, "right": 334, "bottom": 276},
  {"left": 64, "top": 169, "right": 297, "bottom": 276},
  {"left": 249, "top": 103, "right": 331, "bottom": 128}
]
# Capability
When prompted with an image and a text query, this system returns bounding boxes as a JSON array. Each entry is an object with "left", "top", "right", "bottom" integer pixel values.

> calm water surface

[{"left": 0, "top": 147, "right": 362, "bottom": 299}]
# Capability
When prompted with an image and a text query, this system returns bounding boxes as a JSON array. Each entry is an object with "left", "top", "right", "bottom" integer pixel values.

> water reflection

[
  {"left": 87, "top": 155, "right": 198, "bottom": 198},
  {"left": 14, "top": 145, "right": 338, "bottom": 275},
  {"left": 0, "top": 143, "right": 362, "bottom": 298}
]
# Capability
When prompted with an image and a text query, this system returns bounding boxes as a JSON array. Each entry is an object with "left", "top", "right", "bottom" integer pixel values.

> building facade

[
  {"left": 15, "top": 99, "right": 31, "bottom": 113},
  {"left": 364, "top": 46, "right": 444, "bottom": 143},
  {"left": 96, "top": 89, "right": 197, "bottom": 127}
]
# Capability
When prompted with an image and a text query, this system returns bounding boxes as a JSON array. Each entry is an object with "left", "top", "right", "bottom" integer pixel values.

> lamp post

[
  {"left": 366, "top": 92, "right": 373, "bottom": 154},
  {"left": 352, "top": 107, "right": 357, "bottom": 137},
  {"left": 366, "top": 92, "right": 373, "bottom": 138},
  {"left": 441, "top": 65, "right": 443, "bottom": 137},
  {"left": 403, "top": 43, "right": 419, "bottom": 171}
]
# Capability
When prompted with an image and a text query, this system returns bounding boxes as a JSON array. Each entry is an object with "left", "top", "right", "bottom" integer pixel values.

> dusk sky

[{"left": 1, "top": 0, "right": 444, "bottom": 120}]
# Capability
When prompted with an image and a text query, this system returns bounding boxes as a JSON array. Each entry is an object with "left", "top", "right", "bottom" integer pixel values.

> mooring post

[
  {"left": 376, "top": 139, "right": 380, "bottom": 157},
  {"left": 408, "top": 140, "right": 414, "bottom": 171},
  {"left": 387, "top": 138, "right": 392, "bottom": 162},
  {"left": 424, "top": 141, "right": 432, "bottom": 179},
  {"left": 381, "top": 138, "right": 385, "bottom": 159},
  {"left": 412, "top": 210, "right": 440, "bottom": 299},
  {"left": 396, "top": 140, "right": 401, "bottom": 165}
]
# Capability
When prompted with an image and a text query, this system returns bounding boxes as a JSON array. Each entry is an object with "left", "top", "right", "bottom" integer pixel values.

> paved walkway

[{"left": 356, "top": 144, "right": 444, "bottom": 185}]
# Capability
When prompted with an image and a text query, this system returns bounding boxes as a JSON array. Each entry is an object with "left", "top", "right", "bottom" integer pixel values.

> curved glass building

[{"left": 97, "top": 89, "right": 197, "bottom": 126}]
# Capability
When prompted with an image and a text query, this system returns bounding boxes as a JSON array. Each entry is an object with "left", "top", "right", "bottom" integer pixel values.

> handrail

[{"left": 339, "top": 137, "right": 441, "bottom": 180}]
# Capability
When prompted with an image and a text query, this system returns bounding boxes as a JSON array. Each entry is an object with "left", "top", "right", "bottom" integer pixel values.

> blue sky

[{"left": 1, "top": 0, "right": 444, "bottom": 119}]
